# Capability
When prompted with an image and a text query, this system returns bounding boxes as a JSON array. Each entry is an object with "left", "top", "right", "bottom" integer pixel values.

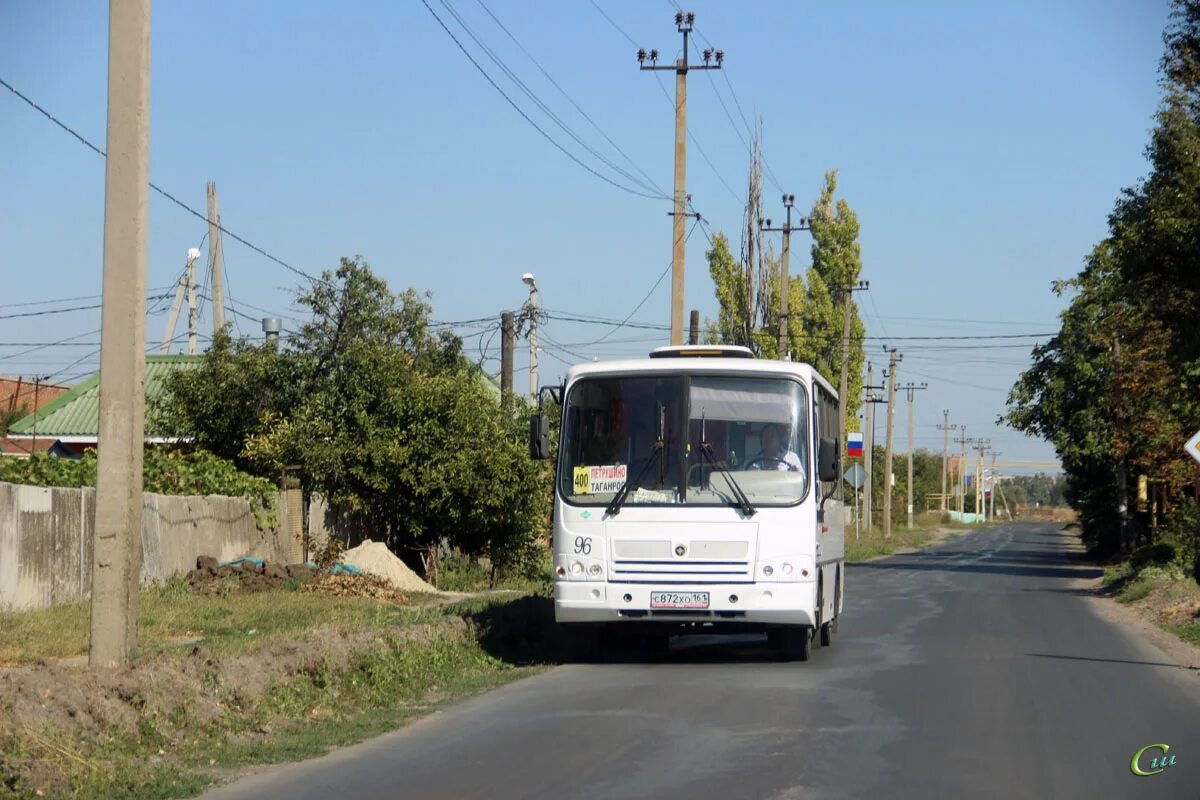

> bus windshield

[{"left": 558, "top": 374, "right": 810, "bottom": 507}]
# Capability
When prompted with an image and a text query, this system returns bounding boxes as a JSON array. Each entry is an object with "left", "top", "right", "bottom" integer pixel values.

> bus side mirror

[
  {"left": 818, "top": 437, "right": 838, "bottom": 483},
  {"left": 529, "top": 413, "right": 550, "bottom": 460}
]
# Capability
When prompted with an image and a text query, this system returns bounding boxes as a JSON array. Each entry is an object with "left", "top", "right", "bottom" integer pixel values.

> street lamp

[{"left": 522, "top": 273, "right": 539, "bottom": 403}]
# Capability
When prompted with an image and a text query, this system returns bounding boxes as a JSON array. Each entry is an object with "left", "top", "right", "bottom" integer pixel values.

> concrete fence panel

[{"left": 0, "top": 480, "right": 291, "bottom": 611}]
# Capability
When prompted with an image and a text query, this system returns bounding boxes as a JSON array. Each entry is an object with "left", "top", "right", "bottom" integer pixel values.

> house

[
  {"left": 4, "top": 355, "right": 201, "bottom": 457},
  {"left": 0, "top": 436, "right": 74, "bottom": 458}
]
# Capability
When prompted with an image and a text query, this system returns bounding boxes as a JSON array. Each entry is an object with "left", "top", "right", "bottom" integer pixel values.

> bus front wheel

[{"left": 775, "top": 625, "right": 813, "bottom": 662}]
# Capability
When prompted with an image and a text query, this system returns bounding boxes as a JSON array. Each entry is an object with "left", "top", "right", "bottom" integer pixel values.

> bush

[
  {"left": 1130, "top": 541, "right": 1177, "bottom": 572},
  {"left": 0, "top": 449, "right": 277, "bottom": 527},
  {"left": 1161, "top": 496, "right": 1200, "bottom": 583}
]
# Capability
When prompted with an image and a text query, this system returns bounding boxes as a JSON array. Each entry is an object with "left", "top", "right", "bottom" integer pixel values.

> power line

[
  {"left": 419, "top": 0, "right": 668, "bottom": 200},
  {"left": 440, "top": 0, "right": 667, "bottom": 198},
  {"left": 585, "top": 216, "right": 701, "bottom": 346},
  {"left": 471, "top": 0, "right": 669, "bottom": 198},
  {"left": 0, "top": 303, "right": 101, "bottom": 321},
  {"left": 0, "top": 75, "right": 326, "bottom": 286}
]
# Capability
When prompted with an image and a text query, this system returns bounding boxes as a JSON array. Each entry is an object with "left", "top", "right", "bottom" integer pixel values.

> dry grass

[{"left": 0, "top": 577, "right": 427, "bottom": 666}]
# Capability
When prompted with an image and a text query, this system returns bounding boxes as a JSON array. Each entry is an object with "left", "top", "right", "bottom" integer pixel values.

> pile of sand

[{"left": 340, "top": 539, "right": 440, "bottom": 594}]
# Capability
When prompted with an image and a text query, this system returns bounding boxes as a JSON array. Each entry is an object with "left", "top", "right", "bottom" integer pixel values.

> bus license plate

[{"left": 650, "top": 591, "right": 709, "bottom": 609}]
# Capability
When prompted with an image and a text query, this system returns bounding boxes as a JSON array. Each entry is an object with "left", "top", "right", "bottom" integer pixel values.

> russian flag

[{"left": 847, "top": 431, "right": 863, "bottom": 458}]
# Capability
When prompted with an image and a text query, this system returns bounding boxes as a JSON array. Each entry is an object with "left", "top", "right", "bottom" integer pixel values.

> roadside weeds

[{"left": 0, "top": 588, "right": 564, "bottom": 799}]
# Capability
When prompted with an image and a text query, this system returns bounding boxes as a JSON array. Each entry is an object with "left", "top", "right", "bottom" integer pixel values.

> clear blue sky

[{"left": 0, "top": 0, "right": 1172, "bottom": 469}]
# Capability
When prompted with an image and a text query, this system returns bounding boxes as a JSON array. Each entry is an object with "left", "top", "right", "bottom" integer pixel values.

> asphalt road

[{"left": 204, "top": 522, "right": 1200, "bottom": 799}]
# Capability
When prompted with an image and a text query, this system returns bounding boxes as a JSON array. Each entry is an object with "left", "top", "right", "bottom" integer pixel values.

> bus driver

[{"left": 749, "top": 422, "right": 803, "bottom": 472}]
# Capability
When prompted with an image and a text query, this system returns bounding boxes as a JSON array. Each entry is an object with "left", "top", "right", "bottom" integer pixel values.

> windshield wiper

[
  {"left": 699, "top": 441, "right": 756, "bottom": 517},
  {"left": 605, "top": 439, "right": 663, "bottom": 517}
]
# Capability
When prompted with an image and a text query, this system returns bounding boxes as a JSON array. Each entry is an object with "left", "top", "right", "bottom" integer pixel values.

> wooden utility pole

[
  {"left": 90, "top": 0, "right": 151, "bottom": 670},
  {"left": 206, "top": 181, "right": 225, "bottom": 333},
  {"left": 937, "top": 410, "right": 957, "bottom": 513},
  {"left": 900, "top": 382, "right": 928, "bottom": 528},
  {"left": 688, "top": 309, "right": 700, "bottom": 344},
  {"left": 187, "top": 246, "right": 198, "bottom": 354},
  {"left": 759, "top": 196, "right": 810, "bottom": 359},
  {"left": 883, "top": 347, "right": 899, "bottom": 537},
  {"left": 639, "top": 11, "right": 721, "bottom": 345},
  {"left": 160, "top": 247, "right": 200, "bottom": 353},
  {"left": 500, "top": 311, "right": 514, "bottom": 404},
  {"left": 30, "top": 377, "right": 41, "bottom": 453}
]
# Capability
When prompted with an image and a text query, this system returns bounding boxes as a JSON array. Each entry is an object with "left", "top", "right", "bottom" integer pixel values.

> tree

[
  {"left": 802, "top": 170, "right": 866, "bottom": 431},
  {"left": 158, "top": 257, "right": 547, "bottom": 577},
  {"left": 705, "top": 168, "right": 867, "bottom": 431},
  {"left": 1007, "top": 0, "right": 1200, "bottom": 558}
]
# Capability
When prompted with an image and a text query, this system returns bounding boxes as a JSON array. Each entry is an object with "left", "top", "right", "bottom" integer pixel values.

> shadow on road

[
  {"left": 466, "top": 595, "right": 801, "bottom": 666},
  {"left": 855, "top": 559, "right": 1103, "bottom": 581},
  {"left": 1027, "top": 652, "right": 1200, "bottom": 671}
]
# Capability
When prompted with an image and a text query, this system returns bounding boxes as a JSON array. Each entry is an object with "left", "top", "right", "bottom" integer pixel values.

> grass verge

[
  {"left": 1102, "top": 562, "right": 1200, "bottom": 647},
  {"left": 844, "top": 513, "right": 979, "bottom": 562},
  {"left": 0, "top": 587, "right": 562, "bottom": 799}
]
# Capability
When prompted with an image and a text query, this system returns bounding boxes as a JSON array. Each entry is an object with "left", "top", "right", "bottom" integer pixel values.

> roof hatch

[{"left": 648, "top": 345, "right": 754, "bottom": 359}]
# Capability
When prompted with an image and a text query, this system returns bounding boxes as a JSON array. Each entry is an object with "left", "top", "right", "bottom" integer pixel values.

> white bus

[{"left": 529, "top": 345, "right": 845, "bottom": 661}]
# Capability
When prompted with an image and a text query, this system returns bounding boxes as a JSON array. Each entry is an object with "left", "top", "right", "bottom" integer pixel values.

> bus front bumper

[{"left": 554, "top": 581, "right": 816, "bottom": 627}]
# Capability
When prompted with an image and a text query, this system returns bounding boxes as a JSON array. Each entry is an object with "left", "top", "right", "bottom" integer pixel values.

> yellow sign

[
  {"left": 1189, "top": 429, "right": 1200, "bottom": 466},
  {"left": 573, "top": 467, "right": 591, "bottom": 495}
]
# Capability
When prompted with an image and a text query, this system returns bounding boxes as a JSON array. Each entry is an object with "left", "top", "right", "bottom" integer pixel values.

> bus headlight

[
  {"left": 587, "top": 563, "right": 603, "bottom": 577},
  {"left": 762, "top": 565, "right": 774, "bottom": 577},
  {"left": 782, "top": 563, "right": 794, "bottom": 575},
  {"left": 570, "top": 561, "right": 585, "bottom": 577}
]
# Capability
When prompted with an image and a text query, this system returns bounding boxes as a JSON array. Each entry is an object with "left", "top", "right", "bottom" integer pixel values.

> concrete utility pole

[
  {"left": 688, "top": 309, "right": 700, "bottom": 345},
  {"left": 987, "top": 451, "right": 999, "bottom": 520},
  {"left": 500, "top": 311, "right": 514, "bottom": 404},
  {"left": 862, "top": 363, "right": 886, "bottom": 532},
  {"left": 937, "top": 410, "right": 957, "bottom": 513},
  {"left": 900, "top": 382, "right": 928, "bottom": 529},
  {"left": 639, "top": 11, "right": 722, "bottom": 345},
  {"left": 863, "top": 362, "right": 874, "bottom": 531},
  {"left": 759, "top": 196, "right": 811, "bottom": 360},
  {"left": 522, "top": 273, "right": 539, "bottom": 403},
  {"left": 206, "top": 181, "right": 225, "bottom": 333},
  {"left": 954, "top": 428, "right": 969, "bottom": 515},
  {"left": 90, "top": 0, "right": 151, "bottom": 670},
  {"left": 836, "top": 280, "right": 869, "bottom": 456},
  {"left": 882, "top": 347, "right": 900, "bottom": 537},
  {"left": 974, "top": 439, "right": 991, "bottom": 516},
  {"left": 160, "top": 247, "right": 200, "bottom": 353}
]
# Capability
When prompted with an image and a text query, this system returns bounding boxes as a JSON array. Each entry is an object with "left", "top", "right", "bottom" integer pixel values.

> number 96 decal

[{"left": 573, "top": 536, "right": 592, "bottom": 555}]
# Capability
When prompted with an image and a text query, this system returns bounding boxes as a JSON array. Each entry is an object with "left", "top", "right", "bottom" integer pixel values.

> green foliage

[
  {"left": 0, "top": 402, "right": 28, "bottom": 437},
  {"left": 1130, "top": 541, "right": 1177, "bottom": 572},
  {"left": 1162, "top": 495, "right": 1200, "bottom": 581},
  {"left": 1006, "top": 1, "right": 1200, "bottom": 556},
  {"left": 0, "top": 450, "right": 277, "bottom": 527},
  {"left": 704, "top": 171, "right": 866, "bottom": 431},
  {"left": 157, "top": 256, "right": 547, "bottom": 571}
]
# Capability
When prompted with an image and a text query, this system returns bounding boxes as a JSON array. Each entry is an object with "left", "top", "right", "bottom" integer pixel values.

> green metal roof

[{"left": 7, "top": 355, "right": 201, "bottom": 439}]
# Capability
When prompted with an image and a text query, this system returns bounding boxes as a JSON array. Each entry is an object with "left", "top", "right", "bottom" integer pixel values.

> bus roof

[{"left": 564, "top": 356, "right": 839, "bottom": 402}]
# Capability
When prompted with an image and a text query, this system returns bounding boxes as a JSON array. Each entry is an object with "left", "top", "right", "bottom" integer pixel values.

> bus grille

[{"left": 609, "top": 559, "right": 753, "bottom": 584}]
